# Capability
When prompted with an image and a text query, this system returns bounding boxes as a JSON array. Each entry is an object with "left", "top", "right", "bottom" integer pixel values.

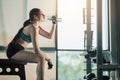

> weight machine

[{"left": 83, "top": 0, "right": 120, "bottom": 80}]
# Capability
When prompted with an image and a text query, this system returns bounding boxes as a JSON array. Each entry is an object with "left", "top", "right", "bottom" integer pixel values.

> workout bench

[{"left": 0, "top": 59, "right": 27, "bottom": 80}]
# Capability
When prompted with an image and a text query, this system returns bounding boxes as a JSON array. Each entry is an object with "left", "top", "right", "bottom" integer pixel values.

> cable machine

[
  {"left": 97, "top": 0, "right": 120, "bottom": 80},
  {"left": 84, "top": 0, "right": 111, "bottom": 80},
  {"left": 85, "top": 0, "right": 110, "bottom": 80}
]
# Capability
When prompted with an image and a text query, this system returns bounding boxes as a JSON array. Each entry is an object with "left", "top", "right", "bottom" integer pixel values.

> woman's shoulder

[
  {"left": 26, "top": 24, "right": 39, "bottom": 34},
  {"left": 22, "top": 24, "right": 33, "bottom": 34},
  {"left": 23, "top": 24, "right": 34, "bottom": 31}
]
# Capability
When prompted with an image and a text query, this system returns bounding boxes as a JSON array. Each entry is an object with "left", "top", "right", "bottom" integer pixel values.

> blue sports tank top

[{"left": 20, "top": 32, "right": 32, "bottom": 43}]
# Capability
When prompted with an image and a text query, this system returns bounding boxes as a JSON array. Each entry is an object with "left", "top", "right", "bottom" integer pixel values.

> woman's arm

[
  {"left": 39, "top": 24, "right": 55, "bottom": 39},
  {"left": 30, "top": 26, "right": 49, "bottom": 61}
]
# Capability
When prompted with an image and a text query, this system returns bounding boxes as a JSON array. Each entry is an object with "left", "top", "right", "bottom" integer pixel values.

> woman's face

[{"left": 39, "top": 13, "right": 45, "bottom": 22}]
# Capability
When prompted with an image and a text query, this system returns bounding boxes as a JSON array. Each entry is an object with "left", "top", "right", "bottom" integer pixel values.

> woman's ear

[{"left": 33, "top": 15, "right": 38, "bottom": 20}]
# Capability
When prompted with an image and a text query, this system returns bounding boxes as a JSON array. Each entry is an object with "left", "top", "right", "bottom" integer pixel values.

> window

[
  {"left": 57, "top": 0, "right": 109, "bottom": 80},
  {"left": 57, "top": 0, "right": 109, "bottom": 50}
]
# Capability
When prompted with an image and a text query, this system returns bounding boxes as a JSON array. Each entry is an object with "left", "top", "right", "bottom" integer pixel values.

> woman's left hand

[{"left": 47, "top": 59, "right": 53, "bottom": 69}]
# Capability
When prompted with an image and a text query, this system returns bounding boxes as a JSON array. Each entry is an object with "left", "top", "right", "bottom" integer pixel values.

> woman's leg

[
  {"left": 11, "top": 50, "right": 46, "bottom": 80},
  {"left": 37, "top": 58, "right": 45, "bottom": 80}
]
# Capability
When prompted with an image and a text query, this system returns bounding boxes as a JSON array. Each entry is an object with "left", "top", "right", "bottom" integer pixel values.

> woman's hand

[
  {"left": 47, "top": 59, "right": 53, "bottom": 69},
  {"left": 52, "top": 16, "right": 56, "bottom": 24},
  {"left": 38, "top": 52, "right": 53, "bottom": 69}
]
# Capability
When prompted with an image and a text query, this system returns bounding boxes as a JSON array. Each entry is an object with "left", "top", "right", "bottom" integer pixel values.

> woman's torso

[{"left": 17, "top": 24, "right": 33, "bottom": 47}]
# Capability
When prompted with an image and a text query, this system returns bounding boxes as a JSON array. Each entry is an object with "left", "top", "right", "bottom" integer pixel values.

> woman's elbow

[
  {"left": 47, "top": 34, "right": 52, "bottom": 39},
  {"left": 47, "top": 36, "right": 52, "bottom": 39}
]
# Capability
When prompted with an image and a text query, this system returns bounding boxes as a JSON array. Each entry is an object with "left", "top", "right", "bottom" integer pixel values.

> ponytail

[
  {"left": 23, "top": 19, "right": 31, "bottom": 27},
  {"left": 9, "top": 19, "right": 31, "bottom": 45}
]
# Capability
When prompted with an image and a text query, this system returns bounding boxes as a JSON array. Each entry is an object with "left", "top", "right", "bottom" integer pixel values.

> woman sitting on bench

[{"left": 6, "top": 8, "right": 55, "bottom": 80}]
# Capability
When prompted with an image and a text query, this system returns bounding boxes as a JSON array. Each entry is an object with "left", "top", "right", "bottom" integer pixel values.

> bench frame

[{"left": 0, "top": 59, "right": 27, "bottom": 80}]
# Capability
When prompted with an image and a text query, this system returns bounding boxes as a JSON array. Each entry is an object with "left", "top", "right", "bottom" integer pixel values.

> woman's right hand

[{"left": 52, "top": 16, "right": 56, "bottom": 24}]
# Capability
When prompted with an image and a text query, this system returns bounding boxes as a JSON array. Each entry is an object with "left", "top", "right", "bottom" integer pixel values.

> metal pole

[
  {"left": 55, "top": 0, "right": 58, "bottom": 80},
  {"left": 97, "top": 0, "right": 103, "bottom": 80},
  {"left": 23, "top": 0, "right": 27, "bottom": 21},
  {"left": 86, "top": 0, "right": 92, "bottom": 74}
]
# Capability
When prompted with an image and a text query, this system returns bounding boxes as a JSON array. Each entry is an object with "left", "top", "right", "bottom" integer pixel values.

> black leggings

[{"left": 6, "top": 43, "right": 24, "bottom": 59}]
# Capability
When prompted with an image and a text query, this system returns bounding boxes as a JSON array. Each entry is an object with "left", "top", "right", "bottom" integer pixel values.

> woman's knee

[
  {"left": 36, "top": 55, "right": 46, "bottom": 63},
  {"left": 40, "top": 57, "right": 46, "bottom": 63}
]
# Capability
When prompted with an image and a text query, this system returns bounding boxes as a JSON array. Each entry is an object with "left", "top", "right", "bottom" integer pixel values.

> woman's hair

[
  {"left": 9, "top": 8, "right": 41, "bottom": 45},
  {"left": 29, "top": 8, "right": 41, "bottom": 22}
]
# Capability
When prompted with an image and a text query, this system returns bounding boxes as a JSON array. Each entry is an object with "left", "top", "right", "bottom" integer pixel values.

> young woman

[{"left": 6, "top": 8, "right": 55, "bottom": 80}]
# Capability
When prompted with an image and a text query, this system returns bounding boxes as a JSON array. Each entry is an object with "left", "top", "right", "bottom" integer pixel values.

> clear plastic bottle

[{"left": 46, "top": 15, "right": 62, "bottom": 22}]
